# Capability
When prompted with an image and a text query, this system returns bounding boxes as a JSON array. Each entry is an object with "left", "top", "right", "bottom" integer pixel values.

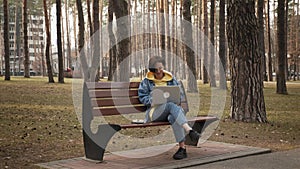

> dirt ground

[{"left": 0, "top": 77, "right": 299, "bottom": 169}]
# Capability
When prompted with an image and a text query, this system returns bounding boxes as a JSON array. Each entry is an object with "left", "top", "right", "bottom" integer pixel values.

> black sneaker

[
  {"left": 189, "top": 130, "right": 201, "bottom": 143},
  {"left": 173, "top": 147, "right": 187, "bottom": 160}
]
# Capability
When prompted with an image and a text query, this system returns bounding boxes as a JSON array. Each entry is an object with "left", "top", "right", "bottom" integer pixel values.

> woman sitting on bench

[{"left": 138, "top": 56, "right": 201, "bottom": 160}]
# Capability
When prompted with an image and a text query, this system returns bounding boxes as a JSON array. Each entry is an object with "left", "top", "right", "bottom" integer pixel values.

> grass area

[
  {"left": 210, "top": 81, "right": 300, "bottom": 151},
  {"left": 0, "top": 77, "right": 299, "bottom": 168}
]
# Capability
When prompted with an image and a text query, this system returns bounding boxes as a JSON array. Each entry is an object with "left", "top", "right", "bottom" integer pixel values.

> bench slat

[
  {"left": 86, "top": 82, "right": 140, "bottom": 89},
  {"left": 92, "top": 105, "right": 188, "bottom": 116},
  {"left": 86, "top": 81, "right": 189, "bottom": 116},
  {"left": 92, "top": 106, "right": 147, "bottom": 116},
  {"left": 91, "top": 98, "right": 188, "bottom": 109},
  {"left": 119, "top": 116, "right": 218, "bottom": 129},
  {"left": 91, "top": 97, "right": 142, "bottom": 107},
  {"left": 89, "top": 89, "right": 138, "bottom": 98}
]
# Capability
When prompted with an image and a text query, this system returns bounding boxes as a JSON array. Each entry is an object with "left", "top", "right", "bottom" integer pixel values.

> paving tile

[{"left": 36, "top": 141, "right": 271, "bottom": 169}]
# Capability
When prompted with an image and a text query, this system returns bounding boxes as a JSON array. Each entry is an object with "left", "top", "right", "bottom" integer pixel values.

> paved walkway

[
  {"left": 36, "top": 141, "right": 271, "bottom": 169},
  {"left": 187, "top": 148, "right": 300, "bottom": 169}
]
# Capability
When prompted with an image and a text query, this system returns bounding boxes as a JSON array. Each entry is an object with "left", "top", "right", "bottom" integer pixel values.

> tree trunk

[
  {"left": 3, "top": 0, "right": 10, "bottom": 80},
  {"left": 165, "top": 0, "right": 170, "bottom": 68},
  {"left": 108, "top": 0, "right": 117, "bottom": 81},
  {"left": 76, "top": 0, "right": 89, "bottom": 81},
  {"left": 209, "top": 0, "right": 216, "bottom": 87},
  {"left": 86, "top": 0, "right": 93, "bottom": 36},
  {"left": 183, "top": 0, "right": 198, "bottom": 92},
  {"left": 91, "top": 0, "right": 100, "bottom": 82},
  {"left": 170, "top": 0, "right": 176, "bottom": 73},
  {"left": 273, "top": 1, "right": 277, "bottom": 74},
  {"left": 142, "top": 0, "right": 147, "bottom": 75},
  {"left": 71, "top": 5, "right": 78, "bottom": 59},
  {"left": 112, "top": 1, "right": 130, "bottom": 82},
  {"left": 23, "top": 0, "right": 30, "bottom": 78},
  {"left": 285, "top": 0, "right": 289, "bottom": 80},
  {"left": 65, "top": 0, "right": 72, "bottom": 70},
  {"left": 258, "top": 0, "right": 267, "bottom": 82},
  {"left": 198, "top": 0, "right": 202, "bottom": 80},
  {"left": 43, "top": 0, "right": 55, "bottom": 83},
  {"left": 13, "top": 2, "right": 21, "bottom": 76},
  {"left": 203, "top": 0, "right": 209, "bottom": 84},
  {"left": 276, "top": 0, "right": 288, "bottom": 94},
  {"left": 159, "top": 0, "right": 166, "bottom": 58},
  {"left": 133, "top": 0, "right": 138, "bottom": 59},
  {"left": 61, "top": 13, "right": 66, "bottom": 71},
  {"left": 99, "top": 0, "right": 103, "bottom": 78},
  {"left": 180, "top": 0, "right": 186, "bottom": 80},
  {"left": 147, "top": 0, "right": 151, "bottom": 64},
  {"left": 219, "top": 0, "right": 227, "bottom": 89},
  {"left": 227, "top": 0, "right": 267, "bottom": 122},
  {"left": 56, "top": 0, "right": 64, "bottom": 83},
  {"left": 297, "top": 0, "right": 300, "bottom": 81},
  {"left": 267, "top": 0, "right": 273, "bottom": 81}
]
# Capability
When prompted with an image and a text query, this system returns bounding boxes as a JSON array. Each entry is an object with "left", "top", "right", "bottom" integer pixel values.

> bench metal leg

[
  {"left": 83, "top": 124, "right": 121, "bottom": 161},
  {"left": 185, "top": 119, "right": 217, "bottom": 146}
]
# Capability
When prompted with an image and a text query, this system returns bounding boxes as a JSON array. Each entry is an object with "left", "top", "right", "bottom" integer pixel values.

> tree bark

[
  {"left": 276, "top": 0, "right": 288, "bottom": 94},
  {"left": 99, "top": 0, "right": 103, "bottom": 78},
  {"left": 203, "top": 0, "right": 209, "bottom": 84},
  {"left": 285, "top": 0, "right": 289, "bottom": 80},
  {"left": 3, "top": 0, "right": 10, "bottom": 80},
  {"left": 76, "top": 0, "right": 89, "bottom": 81},
  {"left": 56, "top": 0, "right": 64, "bottom": 83},
  {"left": 197, "top": 0, "right": 202, "bottom": 80},
  {"left": 227, "top": 0, "right": 267, "bottom": 122},
  {"left": 183, "top": 0, "right": 198, "bottom": 92},
  {"left": 219, "top": 0, "right": 227, "bottom": 89},
  {"left": 165, "top": 0, "right": 170, "bottom": 68},
  {"left": 71, "top": 5, "right": 78, "bottom": 59},
  {"left": 43, "top": 0, "right": 55, "bottom": 83},
  {"left": 297, "top": 0, "right": 300, "bottom": 81},
  {"left": 112, "top": 0, "right": 130, "bottom": 82},
  {"left": 86, "top": 0, "right": 93, "bottom": 36},
  {"left": 23, "top": 0, "right": 30, "bottom": 78},
  {"left": 209, "top": 0, "right": 216, "bottom": 87},
  {"left": 170, "top": 0, "right": 176, "bottom": 73},
  {"left": 108, "top": 0, "right": 117, "bottom": 81},
  {"left": 267, "top": 0, "right": 273, "bottom": 81},
  {"left": 91, "top": 0, "right": 100, "bottom": 82},
  {"left": 13, "top": 2, "right": 21, "bottom": 76},
  {"left": 258, "top": 0, "right": 267, "bottom": 82},
  {"left": 64, "top": 0, "right": 72, "bottom": 70}
]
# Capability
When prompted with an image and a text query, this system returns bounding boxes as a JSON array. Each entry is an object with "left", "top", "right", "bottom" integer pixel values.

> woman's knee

[
  {"left": 166, "top": 102, "right": 179, "bottom": 109},
  {"left": 168, "top": 115, "right": 175, "bottom": 123}
]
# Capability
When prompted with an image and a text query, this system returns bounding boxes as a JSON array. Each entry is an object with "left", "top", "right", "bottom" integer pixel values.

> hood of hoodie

[{"left": 145, "top": 70, "right": 173, "bottom": 83}]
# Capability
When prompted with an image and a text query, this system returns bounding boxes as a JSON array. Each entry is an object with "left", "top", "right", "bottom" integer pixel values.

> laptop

[{"left": 152, "top": 86, "right": 181, "bottom": 105}]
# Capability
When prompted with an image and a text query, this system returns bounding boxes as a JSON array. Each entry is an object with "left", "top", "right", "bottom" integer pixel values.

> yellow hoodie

[
  {"left": 145, "top": 70, "right": 173, "bottom": 121},
  {"left": 146, "top": 70, "right": 173, "bottom": 86}
]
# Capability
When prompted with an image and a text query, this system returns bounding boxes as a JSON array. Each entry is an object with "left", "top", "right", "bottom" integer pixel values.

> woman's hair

[{"left": 148, "top": 56, "right": 165, "bottom": 69}]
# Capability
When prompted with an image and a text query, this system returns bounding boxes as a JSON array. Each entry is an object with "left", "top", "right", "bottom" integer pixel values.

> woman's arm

[
  {"left": 170, "top": 77, "right": 185, "bottom": 102},
  {"left": 138, "top": 79, "right": 152, "bottom": 107}
]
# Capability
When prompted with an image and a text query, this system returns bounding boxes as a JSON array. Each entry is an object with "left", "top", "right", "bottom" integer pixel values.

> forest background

[{"left": 0, "top": 0, "right": 299, "bottom": 168}]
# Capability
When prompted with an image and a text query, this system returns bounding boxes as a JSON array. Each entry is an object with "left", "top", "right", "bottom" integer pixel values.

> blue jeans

[{"left": 149, "top": 102, "right": 187, "bottom": 143}]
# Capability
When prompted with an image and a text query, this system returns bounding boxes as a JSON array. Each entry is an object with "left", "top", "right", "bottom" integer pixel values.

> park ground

[{"left": 0, "top": 77, "right": 299, "bottom": 168}]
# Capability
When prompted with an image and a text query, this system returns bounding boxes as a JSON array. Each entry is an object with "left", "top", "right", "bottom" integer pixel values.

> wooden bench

[{"left": 82, "top": 81, "right": 218, "bottom": 161}]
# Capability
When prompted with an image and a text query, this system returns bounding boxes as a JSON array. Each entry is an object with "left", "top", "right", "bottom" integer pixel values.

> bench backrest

[{"left": 84, "top": 81, "right": 189, "bottom": 117}]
